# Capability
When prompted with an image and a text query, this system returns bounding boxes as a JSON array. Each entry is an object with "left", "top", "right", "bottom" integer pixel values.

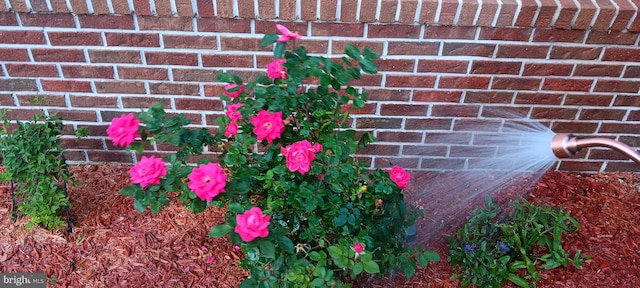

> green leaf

[
  {"left": 362, "top": 260, "right": 380, "bottom": 274},
  {"left": 259, "top": 240, "right": 276, "bottom": 259},
  {"left": 311, "top": 278, "right": 325, "bottom": 287},
  {"left": 274, "top": 42, "right": 286, "bottom": 59},
  {"left": 345, "top": 44, "right": 361, "bottom": 60},
  {"left": 362, "top": 48, "right": 380, "bottom": 60},
  {"left": 133, "top": 198, "right": 147, "bottom": 213},
  {"left": 507, "top": 273, "right": 530, "bottom": 288},
  {"left": 120, "top": 185, "right": 139, "bottom": 197},
  {"left": 277, "top": 235, "right": 295, "bottom": 254},
  {"left": 261, "top": 34, "right": 279, "bottom": 47},
  {"left": 208, "top": 224, "right": 232, "bottom": 237},
  {"left": 423, "top": 250, "right": 441, "bottom": 262},
  {"left": 359, "top": 59, "right": 378, "bottom": 74},
  {"left": 352, "top": 262, "right": 363, "bottom": 276}
]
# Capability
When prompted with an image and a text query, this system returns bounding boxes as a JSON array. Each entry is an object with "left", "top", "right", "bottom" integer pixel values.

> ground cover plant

[
  {"left": 108, "top": 25, "right": 439, "bottom": 287},
  {"left": 447, "top": 196, "right": 588, "bottom": 288},
  {"left": 0, "top": 112, "right": 78, "bottom": 230}
]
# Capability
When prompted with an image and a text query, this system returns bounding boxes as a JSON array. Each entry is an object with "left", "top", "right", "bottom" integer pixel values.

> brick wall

[{"left": 0, "top": 0, "right": 639, "bottom": 173}]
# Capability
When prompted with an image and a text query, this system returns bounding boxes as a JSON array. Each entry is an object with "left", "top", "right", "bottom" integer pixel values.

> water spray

[{"left": 551, "top": 133, "right": 640, "bottom": 165}]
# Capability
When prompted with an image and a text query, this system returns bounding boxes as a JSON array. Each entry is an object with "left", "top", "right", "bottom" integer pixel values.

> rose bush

[{"left": 112, "top": 25, "right": 439, "bottom": 287}]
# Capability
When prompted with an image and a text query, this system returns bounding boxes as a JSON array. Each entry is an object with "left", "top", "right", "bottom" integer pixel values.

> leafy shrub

[
  {"left": 448, "top": 196, "right": 588, "bottom": 288},
  {"left": 0, "top": 113, "right": 74, "bottom": 230},
  {"left": 112, "top": 25, "right": 439, "bottom": 287}
]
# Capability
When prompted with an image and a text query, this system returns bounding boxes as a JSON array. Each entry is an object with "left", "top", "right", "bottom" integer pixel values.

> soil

[{"left": 1, "top": 164, "right": 639, "bottom": 287}]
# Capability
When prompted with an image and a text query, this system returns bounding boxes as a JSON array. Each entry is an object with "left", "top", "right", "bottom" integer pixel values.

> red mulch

[{"left": 1, "top": 164, "right": 639, "bottom": 287}]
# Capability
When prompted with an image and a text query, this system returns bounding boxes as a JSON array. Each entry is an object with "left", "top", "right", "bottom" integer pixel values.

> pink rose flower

[
  {"left": 226, "top": 103, "right": 244, "bottom": 121},
  {"left": 130, "top": 155, "right": 167, "bottom": 188},
  {"left": 266, "top": 59, "right": 287, "bottom": 79},
  {"left": 388, "top": 165, "right": 410, "bottom": 189},
  {"left": 276, "top": 24, "right": 302, "bottom": 42},
  {"left": 234, "top": 207, "right": 271, "bottom": 242},
  {"left": 188, "top": 163, "right": 227, "bottom": 201},
  {"left": 281, "top": 140, "right": 323, "bottom": 174},
  {"left": 354, "top": 242, "right": 364, "bottom": 254},
  {"left": 251, "top": 110, "right": 285, "bottom": 143},
  {"left": 223, "top": 83, "right": 245, "bottom": 98},
  {"left": 225, "top": 121, "right": 239, "bottom": 137},
  {"left": 107, "top": 113, "right": 140, "bottom": 147}
]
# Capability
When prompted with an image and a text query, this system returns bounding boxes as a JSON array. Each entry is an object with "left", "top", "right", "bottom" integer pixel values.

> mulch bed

[{"left": 1, "top": 164, "right": 639, "bottom": 287}]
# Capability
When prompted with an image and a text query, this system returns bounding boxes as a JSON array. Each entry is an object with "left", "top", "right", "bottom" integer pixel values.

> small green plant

[
  {"left": 448, "top": 196, "right": 588, "bottom": 288},
  {"left": 0, "top": 113, "right": 81, "bottom": 230}
]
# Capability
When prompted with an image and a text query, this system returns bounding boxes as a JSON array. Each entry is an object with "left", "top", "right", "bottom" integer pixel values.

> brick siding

[{"left": 0, "top": 0, "right": 639, "bottom": 173}]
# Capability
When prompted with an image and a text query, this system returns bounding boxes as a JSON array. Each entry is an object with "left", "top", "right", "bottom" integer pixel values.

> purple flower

[
  {"left": 497, "top": 241, "right": 510, "bottom": 253},
  {"left": 464, "top": 243, "right": 474, "bottom": 253}
]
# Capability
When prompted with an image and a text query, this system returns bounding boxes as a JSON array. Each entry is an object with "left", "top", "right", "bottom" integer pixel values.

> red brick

[
  {"left": 573, "top": 64, "right": 624, "bottom": 77},
  {"left": 89, "top": 50, "right": 142, "bottom": 64},
  {"left": 61, "top": 65, "right": 115, "bottom": 78},
  {"left": 377, "top": 131, "right": 423, "bottom": 143},
  {"left": 105, "top": 32, "right": 160, "bottom": 47},
  {"left": 111, "top": 0, "right": 130, "bottom": 14},
  {"left": 533, "top": 28, "right": 586, "bottom": 42},
  {"left": 32, "top": 48, "right": 86, "bottom": 62},
  {"left": 149, "top": 82, "right": 200, "bottom": 95},
  {"left": 603, "top": 161, "right": 639, "bottom": 173},
  {"left": 495, "top": 0, "right": 518, "bottom": 25},
  {"left": 465, "top": 91, "right": 514, "bottom": 103},
  {"left": 174, "top": 0, "right": 193, "bottom": 16},
  {"left": 0, "top": 48, "right": 29, "bottom": 62},
  {"left": 628, "top": 111, "right": 640, "bottom": 121},
  {"left": 220, "top": 37, "right": 271, "bottom": 52},
  {"left": 48, "top": 110, "right": 97, "bottom": 121},
  {"left": 417, "top": 60, "right": 468, "bottom": 73},
  {"left": 613, "top": 95, "right": 640, "bottom": 106},
  {"left": 439, "top": 76, "right": 490, "bottom": 89},
  {"left": 91, "top": 0, "right": 110, "bottom": 14},
  {"left": 470, "top": 60, "right": 521, "bottom": 74},
  {"left": 48, "top": 32, "right": 103, "bottom": 46},
  {"left": 592, "top": 0, "right": 617, "bottom": 30},
  {"left": 438, "top": 0, "right": 459, "bottom": 25},
  {"left": 412, "top": 90, "right": 462, "bottom": 102},
  {"left": 514, "top": 0, "right": 538, "bottom": 26},
  {"left": 379, "top": 0, "right": 399, "bottom": 22},
  {"left": 594, "top": 79, "right": 640, "bottom": 93},
  {"left": 579, "top": 108, "right": 626, "bottom": 120},
  {"left": 368, "top": 24, "right": 421, "bottom": 38},
  {"left": 319, "top": 0, "right": 338, "bottom": 20},
  {"left": 41, "top": 80, "right": 92, "bottom": 92},
  {"left": 162, "top": 34, "right": 217, "bottom": 49},
  {"left": 558, "top": 160, "right": 603, "bottom": 172},
  {"left": 496, "top": 44, "right": 549, "bottom": 58},
  {"left": 476, "top": 0, "right": 499, "bottom": 26},
  {"left": 599, "top": 122, "right": 640, "bottom": 134},
  {"left": 341, "top": 103, "right": 377, "bottom": 115},
  {"left": 373, "top": 59, "right": 415, "bottom": 72},
  {"left": 138, "top": 15, "right": 193, "bottom": 31},
  {"left": 380, "top": 104, "right": 428, "bottom": 116},
  {"left": 117, "top": 66, "right": 169, "bottom": 80},
  {"left": 554, "top": 0, "right": 578, "bottom": 29},
  {"left": 196, "top": 0, "right": 214, "bottom": 17},
  {"left": 387, "top": 41, "right": 439, "bottom": 55},
  {"left": 0, "top": 79, "right": 38, "bottom": 91},
  {"left": 398, "top": 0, "right": 418, "bottom": 23},
  {"left": 442, "top": 43, "right": 496, "bottom": 57},
  {"left": 95, "top": 81, "right": 146, "bottom": 94},
  {"left": 294, "top": 39, "right": 329, "bottom": 54},
  {"left": 424, "top": 26, "right": 476, "bottom": 40},
  {"left": 491, "top": 77, "right": 542, "bottom": 90},
  {"left": 174, "top": 97, "right": 223, "bottom": 110},
  {"left": 78, "top": 14, "right": 135, "bottom": 29},
  {"left": 235, "top": 0, "right": 254, "bottom": 18},
  {"left": 572, "top": 0, "right": 597, "bottom": 29},
  {"left": 0, "top": 30, "right": 45, "bottom": 44},
  {"left": 201, "top": 54, "right": 253, "bottom": 68},
  {"left": 542, "top": 78, "right": 593, "bottom": 91},
  {"left": 534, "top": 0, "right": 557, "bottom": 27},
  {"left": 586, "top": 31, "right": 639, "bottom": 45},
  {"left": 145, "top": 51, "right": 198, "bottom": 66},
  {"left": 602, "top": 47, "right": 640, "bottom": 62},
  {"left": 385, "top": 75, "right": 436, "bottom": 88},
  {"left": 532, "top": 107, "right": 578, "bottom": 119},
  {"left": 550, "top": 46, "right": 602, "bottom": 60},
  {"left": 255, "top": 20, "right": 308, "bottom": 36},
  {"left": 522, "top": 62, "right": 573, "bottom": 76},
  {"left": 0, "top": 13, "right": 17, "bottom": 25},
  {"left": 2, "top": 109, "right": 46, "bottom": 120},
  {"left": 120, "top": 97, "right": 171, "bottom": 109},
  {"left": 564, "top": 94, "right": 613, "bottom": 106},
  {"left": 356, "top": 118, "right": 402, "bottom": 130},
  {"left": 87, "top": 151, "right": 133, "bottom": 163},
  {"left": 478, "top": 27, "right": 532, "bottom": 41},
  {"left": 258, "top": 0, "right": 275, "bottom": 19},
  {"left": 366, "top": 88, "right": 411, "bottom": 101},
  {"left": 550, "top": 121, "right": 598, "bottom": 133},
  {"left": 433, "top": 104, "right": 481, "bottom": 117},
  {"left": 6, "top": 64, "right": 59, "bottom": 77},
  {"left": 623, "top": 66, "right": 640, "bottom": 78},
  {"left": 278, "top": 0, "right": 295, "bottom": 20},
  {"left": 15, "top": 94, "right": 66, "bottom": 107},
  {"left": 419, "top": 0, "right": 438, "bottom": 24},
  {"left": 457, "top": 0, "right": 479, "bottom": 26},
  {"left": 300, "top": 0, "right": 317, "bottom": 20},
  {"left": 9, "top": 0, "right": 29, "bottom": 12},
  {"left": 355, "top": 143, "right": 400, "bottom": 155},
  {"left": 20, "top": 13, "right": 74, "bottom": 27},
  {"left": 172, "top": 68, "right": 221, "bottom": 82},
  {"left": 402, "top": 145, "right": 449, "bottom": 156},
  {"left": 312, "top": 22, "right": 364, "bottom": 37},
  {"left": 154, "top": 0, "right": 173, "bottom": 16},
  {"left": 69, "top": 95, "right": 119, "bottom": 108},
  {"left": 514, "top": 92, "right": 564, "bottom": 105},
  {"left": 197, "top": 18, "right": 251, "bottom": 33},
  {"left": 133, "top": 0, "right": 152, "bottom": 15}
]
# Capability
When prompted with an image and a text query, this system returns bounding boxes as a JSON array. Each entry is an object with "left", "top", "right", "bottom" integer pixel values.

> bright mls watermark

[{"left": 0, "top": 273, "right": 46, "bottom": 288}]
